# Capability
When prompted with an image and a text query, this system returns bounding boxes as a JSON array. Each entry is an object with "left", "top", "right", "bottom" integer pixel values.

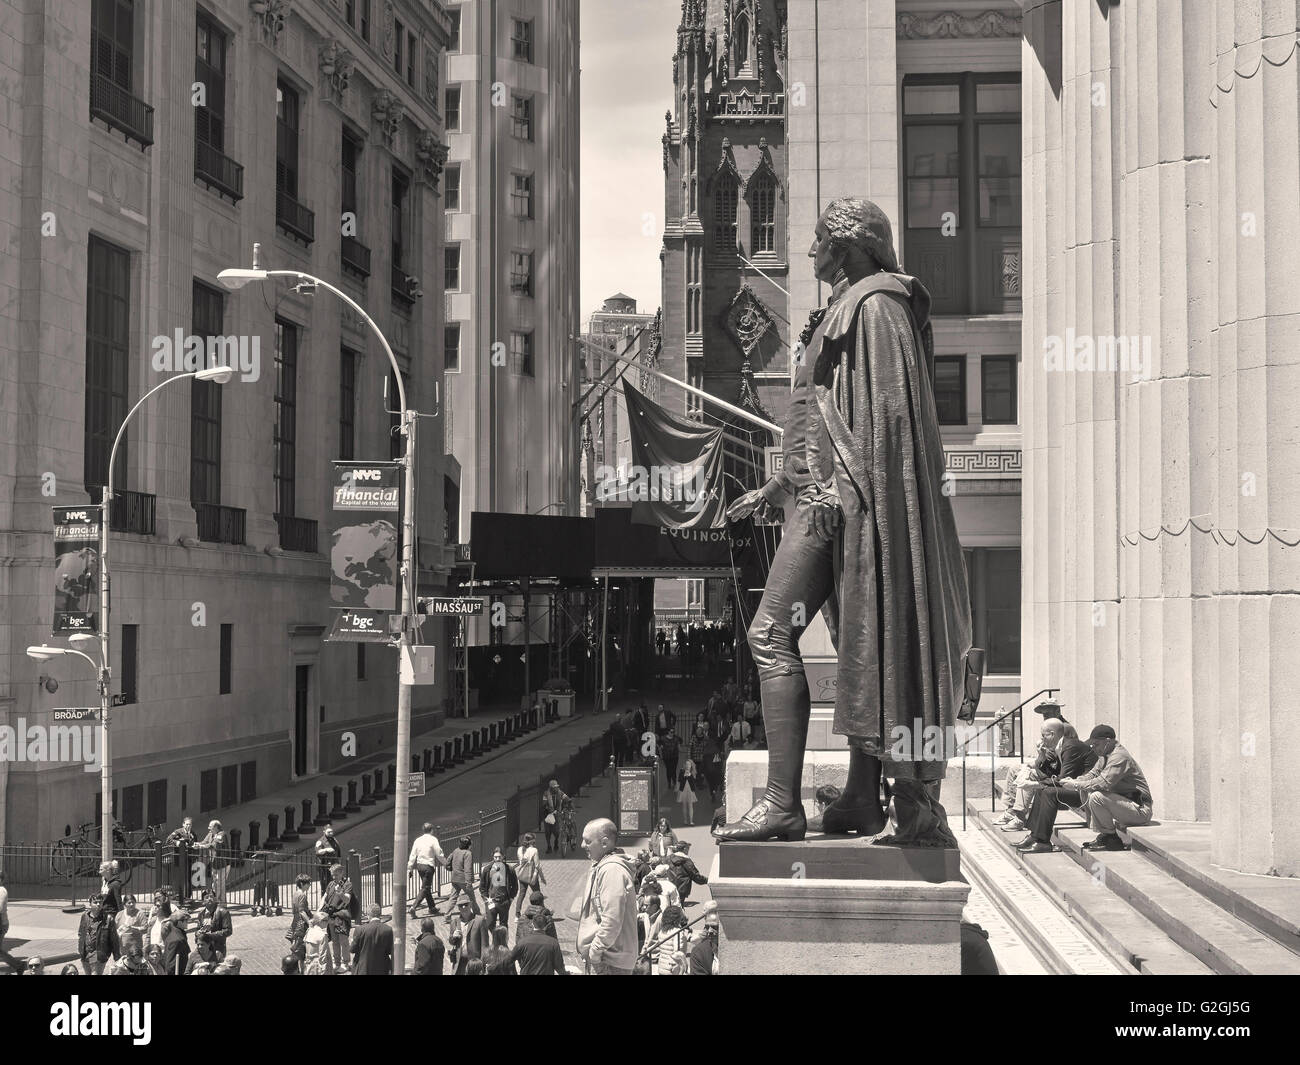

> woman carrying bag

[{"left": 514, "top": 833, "right": 546, "bottom": 918}]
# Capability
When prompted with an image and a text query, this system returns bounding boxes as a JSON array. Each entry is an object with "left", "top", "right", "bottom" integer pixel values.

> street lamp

[
  {"left": 87, "top": 364, "right": 235, "bottom": 865},
  {"left": 219, "top": 250, "right": 420, "bottom": 973}
]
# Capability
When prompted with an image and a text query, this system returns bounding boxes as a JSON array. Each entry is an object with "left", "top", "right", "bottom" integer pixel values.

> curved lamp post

[{"left": 218, "top": 256, "right": 419, "bottom": 973}]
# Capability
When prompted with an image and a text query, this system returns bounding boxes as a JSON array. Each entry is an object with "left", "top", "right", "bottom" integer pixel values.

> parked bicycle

[
  {"left": 49, "top": 820, "right": 160, "bottom": 884},
  {"left": 558, "top": 799, "right": 578, "bottom": 858}
]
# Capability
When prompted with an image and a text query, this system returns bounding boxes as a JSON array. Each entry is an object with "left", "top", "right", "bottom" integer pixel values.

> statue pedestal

[
  {"left": 715, "top": 751, "right": 968, "bottom": 974},
  {"left": 709, "top": 836, "right": 968, "bottom": 975}
]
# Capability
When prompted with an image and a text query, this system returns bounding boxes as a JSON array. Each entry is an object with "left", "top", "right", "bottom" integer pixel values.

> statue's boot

[
  {"left": 713, "top": 674, "right": 808, "bottom": 842},
  {"left": 877, "top": 777, "right": 959, "bottom": 848},
  {"left": 810, "top": 748, "right": 886, "bottom": 834}
]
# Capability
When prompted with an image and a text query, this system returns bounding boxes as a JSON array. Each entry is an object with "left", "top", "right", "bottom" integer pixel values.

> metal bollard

[
  {"left": 248, "top": 820, "right": 261, "bottom": 850},
  {"left": 228, "top": 828, "right": 242, "bottom": 867},
  {"left": 316, "top": 792, "right": 331, "bottom": 826},
  {"left": 331, "top": 785, "right": 348, "bottom": 819},
  {"left": 360, "top": 773, "right": 376, "bottom": 806},
  {"left": 346, "top": 780, "right": 362, "bottom": 813},
  {"left": 266, "top": 812, "right": 281, "bottom": 848},
  {"left": 301, "top": 798, "right": 313, "bottom": 828},
  {"left": 282, "top": 805, "right": 300, "bottom": 841},
  {"left": 422, "top": 748, "right": 433, "bottom": 772}
]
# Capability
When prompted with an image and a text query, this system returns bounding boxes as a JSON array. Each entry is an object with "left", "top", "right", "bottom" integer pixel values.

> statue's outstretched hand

[{"left": 726, "top": 489, "right": 765, "bottom": 523}]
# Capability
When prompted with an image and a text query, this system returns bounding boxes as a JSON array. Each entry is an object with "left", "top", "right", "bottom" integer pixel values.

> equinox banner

[
  {"left": 52, "top": 505, "right": 101, "bottom": 633},
  {"left": 328, "top": 461, "right": 400, "bottom": 612}
]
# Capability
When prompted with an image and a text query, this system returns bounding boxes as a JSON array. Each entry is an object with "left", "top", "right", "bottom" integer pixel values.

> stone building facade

[
  {"left": 1021, "top": 0, "right": 1300, "bottom": 875},
  {"left": 0, "top": 0, "right": 456, "bottom": 844}
]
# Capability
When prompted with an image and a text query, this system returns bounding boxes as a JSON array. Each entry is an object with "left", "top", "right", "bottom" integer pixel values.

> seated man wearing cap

[{"left": 1017, "top": 725, "right": 1152, "bottom": 854}]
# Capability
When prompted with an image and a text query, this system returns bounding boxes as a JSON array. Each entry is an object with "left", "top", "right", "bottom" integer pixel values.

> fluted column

[{"left": 1208, "top": 0, "right": 1300, "bottom": 874}]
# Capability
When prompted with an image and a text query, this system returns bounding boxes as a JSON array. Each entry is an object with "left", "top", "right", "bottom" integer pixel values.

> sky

[{"left": 579, "top": 0, "right": 681, "bottom": 325}]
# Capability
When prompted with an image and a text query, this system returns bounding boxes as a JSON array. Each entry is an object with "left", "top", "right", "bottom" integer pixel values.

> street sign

[
  {"left": 51, "top": 708, "right": 97, "bottom": 722},
  {"left": 111, "top": 694, "right": 128, "bottom": 707},
  {"left": 612, "top": 765, "right": 658, "bottom": 837},
  {"left": 420, "top": 597, "right": 485, "bottom": 616},
  {"left": 408, "top": 773, "right": 426, "bottom": 797},
  {"left": 455, "top": 543, "right": 472, "bottom": 563},
  {"left": 326, "top": 608, "right": 393, "bottom": 643}
]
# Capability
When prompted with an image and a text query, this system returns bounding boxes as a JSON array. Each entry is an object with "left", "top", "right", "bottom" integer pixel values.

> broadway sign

[
  {"left": 327, "top": 462, "right": 400, "bottom": 642},
  {"left": 52, "top": 506, "right": 101, "bottom": 633}
]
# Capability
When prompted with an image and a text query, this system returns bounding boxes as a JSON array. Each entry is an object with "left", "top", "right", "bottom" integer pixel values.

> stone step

[
  {"left": 1126, "top": 821, "right": 1300, "bottom": 958},
  {"left": 955, "top": 824, "right": 1130, "bottom": 975},
  {"left": 1054, "top": 827, "right": 1300, "bottom": 976},
  {"left": 965, "top": 801, "right": 1214, "bottom": 975}
]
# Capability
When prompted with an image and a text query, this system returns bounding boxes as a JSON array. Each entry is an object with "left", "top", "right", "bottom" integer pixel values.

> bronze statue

[{"left": 716, "top": 197, "right": 983, "bottom": 848}]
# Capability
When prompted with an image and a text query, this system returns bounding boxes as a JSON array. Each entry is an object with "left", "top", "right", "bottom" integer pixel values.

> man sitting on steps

[
  {"left": 1016, "top": 724, "right": 1152, "bottom": 854},
  {"left": 995, "top": 719, "right": 1095, "bottom": 831}
]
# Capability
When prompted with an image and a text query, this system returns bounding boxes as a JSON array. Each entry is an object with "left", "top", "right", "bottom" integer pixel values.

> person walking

[
  {"left": 194, "top": 820, "right": 227, "bottom": 902},
  {"left": 77, "top": 895, "right": 112, "bottom": 975},
  {"left": 115, "top": 893, "right": 150, "bottom": 958},
  {"left": 576, "top": 818, "right": 638, "bottom": 975},
  {"left": 162, "top": 908, "right": 190, "bottom": 976},
  {"left": 350, "top": 904, "right": 394, "bottom": 975},
  {"left": 195, "top": 889, "right": 232, "bottom": 964},
  {"left": 314, "top": 825, "right": 342, "bottom": 895},
  {"left": 287, "top": 873, "right": 314, "bottom": 973},
  {"left": 649, "top": 818, "right": 678, "bottom": 859},
  {"left": 445, "top": 837, "right": 480, "bottom": 915},
  {"left": 479, "top": 847, "right": 519, "bottom": 934},
  {"left": 165, "top": 817, "right": 196, "bottom": 904},
  {"left": 661, "top": 730, "right": 680, "bottom": 792},
  {"left": 514, "top": 833, "right": 545, "bottom": 918},
  {"left": 321, "top": 863, "right": 356, "bottom": 973},
  {"left": 453, "top": 898, "right": 490, "bottom": 975},
  {"left": 484, "top": 925, "right": 517, "bottom": 974},
  {"left": 510, "top": 912, "right": 567, "bottom": 974},
  {"left": 541, "top": 780, "right": 567, "bottom": 854},
  {"left": 413, "top": 918, "right": 445, "bottom": 974},
  {"left": 678, "top": 758, "right": 699, "bottom": 826},
  {"left": 99, "top": 860, "right": 125, "bottom": 961},
  {"left": 407, "top": 822, "right": 446, "bottom": 919}
]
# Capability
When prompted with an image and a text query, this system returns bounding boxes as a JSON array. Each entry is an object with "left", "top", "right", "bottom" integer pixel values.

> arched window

[
  {"left": 713, "top": 177, "right": 738, "bottom": 252},
  {"left": 734, "top": 12, "right": 750, "bottom": 71},
  {"left": 750, "top": 173, "right": 776, "bottom": 254}
]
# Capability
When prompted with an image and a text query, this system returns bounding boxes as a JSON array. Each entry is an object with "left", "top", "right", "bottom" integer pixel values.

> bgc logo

[{"left": 343, "top": 613, "right": 376, "bottom": 629}]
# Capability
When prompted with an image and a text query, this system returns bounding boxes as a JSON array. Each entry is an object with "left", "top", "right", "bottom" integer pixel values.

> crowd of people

[{"left": 654, "top": 620, "right": 734, "bottom": 679}]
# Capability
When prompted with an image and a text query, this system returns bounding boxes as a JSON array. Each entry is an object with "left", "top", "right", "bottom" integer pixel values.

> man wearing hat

[
  {"left": 451, "top": 897, "right": 489, "bottom": 975},
  {"left": 1033, "top": 699, "right": 1078, "bottom": 740},
  {"left": 1017, "top": 725, "right": 1153, "bottom": 853}
]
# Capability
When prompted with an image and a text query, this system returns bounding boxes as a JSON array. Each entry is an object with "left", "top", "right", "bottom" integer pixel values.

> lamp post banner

[
  {"left": 52, "top": 505, "right": 101, "bottom": 634},
  {"left": 329, "top": 462, "right": 401, "bottom": 610}
]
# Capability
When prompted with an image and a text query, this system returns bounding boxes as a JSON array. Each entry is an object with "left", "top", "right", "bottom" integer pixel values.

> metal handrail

[{"left": 960, "top": 686, "right": 1059, "bottom": 830}]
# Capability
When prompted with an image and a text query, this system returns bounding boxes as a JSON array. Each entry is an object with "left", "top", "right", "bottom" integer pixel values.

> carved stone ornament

[
  {"left": 371, "top": 89, "right": 404, "bottom": 147},
  {"left": 706, "top": 137, "right": 740, "bottom": 194},
  {"left": 382, "top": 0, "right": 395, "bottom": 57},
  {"left": 415, "top": 129, "right": 450, "bottom": 188},
  {"left": 725, "top": 284, "right": 777, "bottom": 357},
  {"left": 250, "top": 0, "right": 291, "bottom": 47},
  {"left": 424, "top": 45, "right": 439, "bottom": 108},
  {"left": 896, "top": 9, "right": 1022, "bottom": 39},
  {"left": 319, "top": 39, "right": 355, "bottom": 103}
]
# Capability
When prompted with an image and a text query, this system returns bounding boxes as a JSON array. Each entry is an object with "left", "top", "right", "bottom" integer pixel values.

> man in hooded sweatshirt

[{"left": 575, "top": 818, "right": 638, "bottom": 975}]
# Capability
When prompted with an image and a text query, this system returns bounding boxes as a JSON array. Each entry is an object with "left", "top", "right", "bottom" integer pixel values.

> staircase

[{"left": 959, "top": 790, "right": 1300, "bottom": 975}]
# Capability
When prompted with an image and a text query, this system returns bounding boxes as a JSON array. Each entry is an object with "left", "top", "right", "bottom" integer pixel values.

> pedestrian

[
  {"left": 413, "top": 918, "right": 445, "bottom": 975},
  {"left": 146, "top": 889, "right": 172, "bottom": 953},
  {"left": 510, "top": 912, "right": 567, "bottom": 975},
  {"left": 77, "top": 895, "right": 111, "bottom": 975},
  {"left": 108, "top": 942, "right": 152, "bottom": 976},
  {"left": 638, "top": 894, "right": 663, "bottom": 969},
  {"left": 701, "top": 730, "right": 724, "bottom": 802},
  {"left": 655, "top": 905, "right": 689, "bottom": 975},
  {"left": 115, "top": 893, "right": 150, "bottom": 957},
  {"left": 0, "top": 870, "right": 22, "bottom": 974},
  {"left": 678, "top": 758, "right": 699, "bottom": 826},
  {"left": 407, "top": 821, "right": 446, "bottom": 919},
  {"left": 647, "top": 867, "right": 680, "bottom": 911},
  {"left": 478, "top": 846, "right": 518, "bottom": 934},
  {"left": 521, "top": 890, "right": 558, "bottom": 939},
  {"left": 576, "top": 818, "right": 638, "bottom": 975},
  {"left": 514, "top": 833, "right": 545, "bottom": 917},
  {"left": 287, "top": 873, "right": 313, "bottom": 972},
  {"left": 194, "top": 820, "right": 226, "bottom": 902},
  {"left": 453, "top": 897, "right": 490, "bottom": 974},
  {"left": 194, "top": 889, "right": 232, "bottom": 965},
  {"left": 212, "top": 954, "right": 242, "bottom": 975},
  {"left": 666, "top": 843, "right": 709, "bottom": 904},
  {"left": 314, "top": 824, "right": 342, "bottom": 895},
  {"left": 541, "top": 780, "right": 567, "bottom": 853},
  {"left": 445, "top": 837, "right": 480, "bottom": 914},
  {"left": 165, "top": 817, "right": 196, "bottom": 904},
  {"left": 162, "top": 907, "right": 190, "bottom": 976},
  {"left": 484, "top": 925, "right": 516, "bottom": 973},
  {"left": 21, "top": 956, "right": 45, "bottom": 976},
  {"left": 649, "top": 818, "right": 678, "bottom": 860},
  {"left": 321, "top": 863, "right": 357, "bottom": 973},
  {"left": 661, "top": 729, "right": 680, "bottom": 791},
  {"left": 689, "top": 911, "right": 720, "bottom": 974},
  {"left": 302, "top": 914, "right": 331, "bottom": 974},
  {"left": 97, "top": 860, "right": 125, "bottom": 960},
  {"left": 350, "top": 903, "right": 394, "bottom": 975},
  {"left": 60, "top": 963, "right": 79, "bottom": 976}
]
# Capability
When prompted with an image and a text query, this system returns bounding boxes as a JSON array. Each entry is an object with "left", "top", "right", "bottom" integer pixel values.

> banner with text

[
  {"left": 329, "top": 462, "right": 400, "bottom": 611},
  {"left": 52, "top": 505, "right": 101, "bottom": 634}
]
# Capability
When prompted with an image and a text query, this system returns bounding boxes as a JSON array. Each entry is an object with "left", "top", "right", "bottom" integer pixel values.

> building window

[
  {"left": 276, "top": 79, "right": 300, "bottom": 198},
  {"left": 445, "top": 476, "right": 460, "bottom": 543},
  {"left": 967, "top": 547, "right": 1021, "bottom": 673},
  {"left": 121, "top": 624, "right": 138, "bottom": 704},
  {"left": 903, "top": 73, "right": 1021, "bottom": 314},
  {"left": 194, "top": 11, "right": 227, "bottom": 153},
  {"left": 444, "top": 323, "right": 461, "bottom": 372},
  {"left": 511, "top": 172, "right": 533, "bottom": 218},
  {"left": 341, "top": 132, "right": 360, "bottom": 223},
  {"left": 509, "top": 331, "right": 534, "bottom": 376},
  {"left": 712, "top": 178, "right": 738, "bottom": 252},
  {"left": 510, "top": 251, "right": 534, "bottom": 297},
  {"left": 394, "top": 19, "right": 404, "bottom": 75},
  {"left": 91, "top": 0, "right": 135, "bottom": 91},
  {"left": 360, "top": 0, "right": 371, "bottom": 42},
  {"left": 190, "top": 280, "right": 224, "bottom": 505},
  {"left": 444, "top": 164, "right": 460, "bottom": 211},
  {"left": 447, "top": 7, "right": 461, "bottom": 51},
  {"left": 511, "top": 94, "right": 533, "bottom": 141},
  {"left": 407, "top": 30, "right": 416, "bottom": 86},
  {"left": 340, "top": 347, "right": 357, "bottom": 460},
  {"left": 750, "top": 174, "right": 776, "bottom": 254},
  {"left": 357, "top": 643, "right": 366, "bottom": 680},
  {"left": 147, "top": 779, "right": 167, "bottom": 827},
  {"left": 511, "top": 18, "right": 533, "bottom": 63},
  {"left": 219, "top": 623, "right": 232, "bottom": 695},
  {"left": 391, "top": 168, "right": 410, "bottom": 272},
  {"left": 84, "top": 235, "right": 131, "bottom": 490},
  {"left": 933, "top": 356, "right": 966, "bottom": 425},
  {"left": 346, "top": 0, "right": 355, "bottom": 26},
  {"left": 981, "top": 355, "right": 1017, "bottom": 424},
  {"left": 274, "top": 319, "right": 298, "bottom": 519},
  {"left": 445, "top": 245, "right": 460, "bottom": 290},
  {"left": 445, "top": 85, "right": 461, "bottom": 130}
]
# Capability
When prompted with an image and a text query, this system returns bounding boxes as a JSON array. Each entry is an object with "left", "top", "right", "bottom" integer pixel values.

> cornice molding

[{"left": 896, "top": 9, "right": 1022, "bottom": 40}]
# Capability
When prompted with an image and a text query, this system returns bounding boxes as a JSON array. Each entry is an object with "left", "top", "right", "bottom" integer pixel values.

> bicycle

[
  {"left": 50, "top": 820, "right": 159, "bottom": 885},
  {"left": 558, "top": 801, "right": 578, "bottom": 858}
]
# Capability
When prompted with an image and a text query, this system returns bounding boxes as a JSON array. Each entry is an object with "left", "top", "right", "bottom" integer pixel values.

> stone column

[{"left": 1207, "top": 1, "right": 1300, "bottom": 875}]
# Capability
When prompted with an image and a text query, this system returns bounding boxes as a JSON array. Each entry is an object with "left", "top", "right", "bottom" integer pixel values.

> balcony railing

[
  {"left": 276, "top": 190, "right": 315, "bottom": 245},
  {"left": 193, "top": 502, "right": 247, "bottom": 546},
  {"left": 89, "top": 72, "right": 155, "bottom": 148},
  {"left": 341, "top": 236, "right": 371, "bottom": 279},
  {"left": 275, "top": 514, "right": 318, "bottom": 553},
  {"left": 391, "top": 263, "right": 415, "bottom": 306},
  {"left": 194, "top": 139, "right": 245, "bottom": 202},
  {"left": 88, "top": 486, "right": 156, "bottom": 536}
]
